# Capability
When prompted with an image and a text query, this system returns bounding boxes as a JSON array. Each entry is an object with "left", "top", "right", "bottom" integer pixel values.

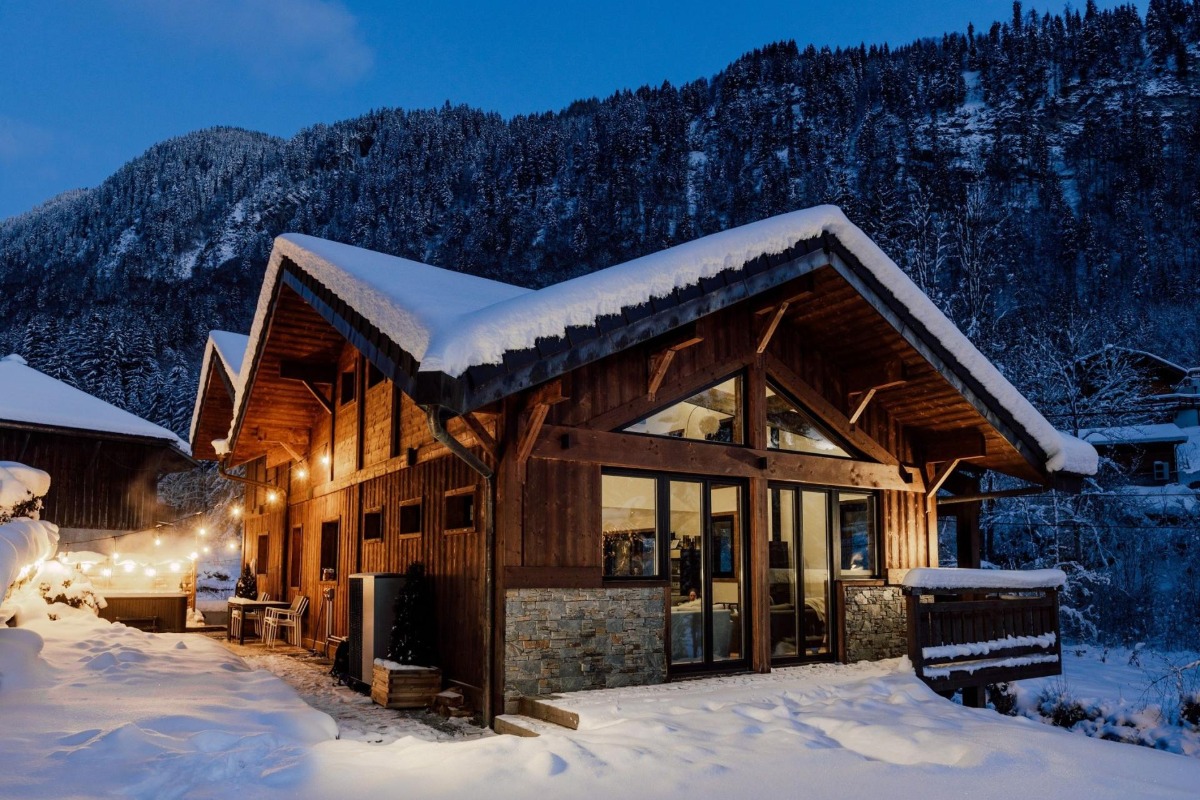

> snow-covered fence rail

[{"left": 901, "top": 568, "right": 1064, "bottom": 695}]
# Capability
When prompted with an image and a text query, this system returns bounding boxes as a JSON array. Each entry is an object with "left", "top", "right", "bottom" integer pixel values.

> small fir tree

[
  {"left": 387, "top": 562, "right": 437, "bottom": 667},
  {"left": 234, "top": 564, "right": 257, "bottom": 599}
]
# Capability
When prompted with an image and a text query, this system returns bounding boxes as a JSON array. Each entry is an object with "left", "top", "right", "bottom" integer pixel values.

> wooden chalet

[
  {"left": 0, "top": 354, "right": 193, "bottom": 545},
  {"left": 190, "top": 206, "right": 1096, "bottom": 723}
]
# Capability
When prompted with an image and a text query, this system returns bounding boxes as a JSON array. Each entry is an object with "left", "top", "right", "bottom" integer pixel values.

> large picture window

[
  {"left": 836, "top": 491, "right": 877, "bottom": 576},
  {"left": 623, "top": 376, "right": 744, "bottom": 445},
  {"left": 602, "top": 474, "right": 658, "bottom": 578},
  {"left": 765, "top": 382, "right": 851, "bottom": 458}
]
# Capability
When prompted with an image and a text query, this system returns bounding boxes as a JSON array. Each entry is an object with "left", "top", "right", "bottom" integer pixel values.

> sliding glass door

[
  {"left": 767, "top": 486, "right": 833, "bottom": 660},
  {"left": 668, "top": 479, "right": 746, "bottom": 669}
]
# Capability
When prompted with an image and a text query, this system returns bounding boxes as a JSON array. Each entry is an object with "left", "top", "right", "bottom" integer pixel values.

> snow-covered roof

[
  {"left": 188, "top": 330, "right": 250, "bottom": 448},
  {"left": 0, "top": 355, "right": 189, "bottom": 453},
  {"left": 232, "top": 206, "right": 1097, "bottom": 476},
  {"left": 1080, "top": 423, "right": 1190, "bottom": 446}
]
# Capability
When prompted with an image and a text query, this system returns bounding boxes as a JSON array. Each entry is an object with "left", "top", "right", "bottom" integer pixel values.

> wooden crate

[{"left": 371, "top": 664, "right": 442, "bottom": 709}]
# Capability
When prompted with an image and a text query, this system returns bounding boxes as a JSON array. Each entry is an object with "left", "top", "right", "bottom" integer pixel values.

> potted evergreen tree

[{"left": 371, "top": 562, "right": 442, "bottom": 709}]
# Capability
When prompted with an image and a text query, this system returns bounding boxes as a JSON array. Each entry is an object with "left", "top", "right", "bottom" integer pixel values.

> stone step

[
  {"left": 493, "top": 714, "right": 566, "bottom": 738},
  {"left": 517, "top": 696, "right": 580, "bottom": 730}
]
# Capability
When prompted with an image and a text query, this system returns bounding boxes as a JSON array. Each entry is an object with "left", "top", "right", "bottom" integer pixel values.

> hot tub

[{"left": 97, "top": 592, "right": 188, "bottom": 633}]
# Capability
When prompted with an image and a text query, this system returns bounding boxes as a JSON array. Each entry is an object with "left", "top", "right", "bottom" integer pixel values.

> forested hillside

[{"left": 3, "top": 1, "right": 1198, "bottom": 437}]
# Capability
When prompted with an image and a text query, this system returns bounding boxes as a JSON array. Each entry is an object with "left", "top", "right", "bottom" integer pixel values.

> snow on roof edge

[
  {"left": 225, "top": 209, "right": 1097, "bottom": 477},
  {"left": 902, "top": 567, "right": 1067, "bottom": 591},
  {"left": 188, "top": 331, "right": 249, "bottom": 449},
  {"left": 1, "top": 357, "right": 189, "bottom": 455}
]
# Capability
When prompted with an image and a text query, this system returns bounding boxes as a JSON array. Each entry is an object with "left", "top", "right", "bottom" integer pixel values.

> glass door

[
  {"left": 768, "top": 486, "right": 832, "bottom": 661},
  {"left": 668, "top": 479, "right": 746, "bottom": 668}
]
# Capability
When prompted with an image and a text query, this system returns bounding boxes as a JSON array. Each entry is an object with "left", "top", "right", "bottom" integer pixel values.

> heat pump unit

[{"left": 348, "top": 573, "right": 406, "bottom": 687}]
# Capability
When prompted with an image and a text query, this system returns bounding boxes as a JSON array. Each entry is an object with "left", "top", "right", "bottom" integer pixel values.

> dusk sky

[{"left": 0, "top": 0, "right": 1137, "bottom": 220}]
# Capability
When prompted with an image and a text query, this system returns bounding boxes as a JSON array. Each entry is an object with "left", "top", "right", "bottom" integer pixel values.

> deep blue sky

[{"left": 0, "top": 0, "right": 1137, "bottom": 220}]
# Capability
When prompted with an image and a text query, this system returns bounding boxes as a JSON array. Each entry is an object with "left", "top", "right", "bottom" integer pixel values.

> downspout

[{"left": 424, "top": 405, "right": 496, "bottom": 726}]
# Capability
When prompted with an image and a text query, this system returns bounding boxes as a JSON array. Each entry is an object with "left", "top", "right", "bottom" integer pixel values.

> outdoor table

[{"left": 226, "top": 597, "right": 289, "bottom": 644}]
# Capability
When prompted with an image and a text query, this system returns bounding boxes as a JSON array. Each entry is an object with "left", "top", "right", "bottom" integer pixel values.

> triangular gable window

[
  {"left": 766, "top": 382, "right": 852, "bottom": 458},
  {"left": 623, "top": 376, "right": 744, "bottom": 445}
]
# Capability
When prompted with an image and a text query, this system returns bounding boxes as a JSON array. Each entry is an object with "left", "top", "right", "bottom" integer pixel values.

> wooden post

[{"left": 748, "top": 476, "right": 770, "bottom": 673}]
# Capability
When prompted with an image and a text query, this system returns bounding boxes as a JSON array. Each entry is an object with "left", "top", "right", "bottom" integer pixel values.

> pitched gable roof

[
  {"left": 189, "top": 331, "right": 250, "bottom": 460},
  {"left": 224, "top": 206, "right": 1097, "bottom": 478},
  {"left": 0, "top": 354, "right": 189, "bottom": 454}
]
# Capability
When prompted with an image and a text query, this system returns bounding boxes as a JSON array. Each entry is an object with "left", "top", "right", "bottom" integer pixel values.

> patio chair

[
  {"left": 229, "top": 591, "right": 270, "bottom": 640},
  {"left": 263, "top": 595, "right": 308, "bottom": 648}
]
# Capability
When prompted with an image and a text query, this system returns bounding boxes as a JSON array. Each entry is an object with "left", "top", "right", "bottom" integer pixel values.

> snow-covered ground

[
  {"left": 1010, "top": 644, "right": 1200, "bottom": 755},
  {"left": 3, "top": 614, "right": 1200, "bottom": 799}
]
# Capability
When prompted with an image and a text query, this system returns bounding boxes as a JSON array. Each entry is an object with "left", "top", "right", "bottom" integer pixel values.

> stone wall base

[
  {"left": 842, "top": 583, "right": 906, "bottom": 662},
  {"left": 504, "top": 587, "right": 665, "bottom": 713}
]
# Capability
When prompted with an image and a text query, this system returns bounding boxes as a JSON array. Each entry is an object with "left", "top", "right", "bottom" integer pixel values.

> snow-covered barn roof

[
  {"left": 0, "top": 354, "right": 189, "bottom": 454},
  {"left": 226, "top": 205, "right": 1096, "bottom": 477},
  {"left": 1080, "top": 423, "right": 1190, "bottom": 446},
  {"left": 188, "top": 331, "right": 250, "bottom": 461}
]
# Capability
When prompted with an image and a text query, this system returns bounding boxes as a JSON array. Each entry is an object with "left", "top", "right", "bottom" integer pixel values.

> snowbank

[
  {"left": 0, "top": 462, "right": 59, "bottom": 623},
  {"left": 902, "top": 567, "right": 1067, "bottom": 590},
  {"left": 0, "top": 614, "right": 338, "bottom": 798}
]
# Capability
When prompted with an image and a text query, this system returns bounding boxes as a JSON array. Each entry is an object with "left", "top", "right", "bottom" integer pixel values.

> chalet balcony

[{"left": 901, "top": 568, "right": 1064, "bottom": 702}]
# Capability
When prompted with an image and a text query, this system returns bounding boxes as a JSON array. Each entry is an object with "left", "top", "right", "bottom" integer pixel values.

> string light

[
  {"left": 123, "top": 562, "right": 135, "bottom": 573},
  {"left": 202, "top": 546, "right": 211, "bottom": 554},
  {"left": 143, "top": 568, "right": 156, "bottom": 578},
  {"left": 320, "top": 453, "right": 331, "bottom": 466},
  {"left": 230, "top": 506, "right": 242, "bottom": 518},
  {"left": 154, "top": 537, "right": 162, "bottom": 547},
  {"left": 295, "top": 466, "right": 308, "bottom": 480},
  {"left": 267, "top": 490, "right": 279, "bottom": 504},
  {"left": 198, "top": 527, "right": 207, "bottom": 537},
  {"left": 101, "top": 568, "right": 112, "bottom": 578},
  {"left": 227, "top": 541, "right": 237, "bottom": 550},
  {"left": 169, "top": 562, "right": 181, "bottom": 573},
  {"left": 189, "top": 552, "right": 198, "bottom": 561}
]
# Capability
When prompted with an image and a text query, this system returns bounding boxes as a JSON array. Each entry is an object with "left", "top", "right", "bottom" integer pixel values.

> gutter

[
  {"left": 424, "top": 404, "right": 495, "bottom": 726},
  {"left": 217, "top": 455, "right": 278, "bottom": 491}
]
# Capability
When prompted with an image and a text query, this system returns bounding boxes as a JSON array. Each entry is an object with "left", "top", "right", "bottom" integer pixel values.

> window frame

[
  {"left": 362, "top": 506, "right": 384, "bottom": 542},
  {"left": 764, "top": 379, "right": 857, "bottom": 460},
  {"left": 319, "top": 518, "right": 340, "bottom": 581},
  {"left": 398, "top": 497, "right": 423, "bottom": 539},
  {"left": 601, "top": 469, "right": 665, "bottom": 582},
  {"left": 443, "top": 486, "right": 478, "bottom": 534},
  {"left": 620, "top": 372, "right": 747, "bottom": 447},
  {"left": 830, "top": 490, "right": 880, "bottom": 580}
]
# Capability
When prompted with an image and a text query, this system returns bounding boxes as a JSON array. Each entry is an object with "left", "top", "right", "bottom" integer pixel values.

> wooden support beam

[
  {"left": 847, "top": 387, "right": 877, "bottom": 426},
  {"left": 762, "top": 352, "right": 899, "bottom": 467},
  {"left": 926, "top": 458, "right": 963, "bottom": 498},
  {"left": 460, "top": 412, "right": 499, "bottom": 460},
  {"left": 756, "top": 301, "right": 790, "bottom": 355},
  {"left": 516, "top": 403, "right": 551, "bottom": 466},
  {"left": 845, "top": 359, "right": 909, "bottom": 425},
  {"left": 918, "top": 428, "right": 989, "bottom": 464},
  {"left": 648, "top": 349, "right": 678, "bottom": 399},
  {"left": 844, "top": 359, "right": 908, "bottom": 397},
  {"left": 302, "top": 380, "right": 334, "bottom": 414},
  {"left": 754, "top": 275, "right": 815, "bottom": 314},
  {"left": 269, "top": 440, "right": 304, "bottom": 463},
  {"left": 249, "top": 426, "right": 311, "bottom": 450},
  {"left": 532, "top": 425, "right": 925, "bottom": 493},
  {"left": 279, "top": 360, "right": 336, "bottom": 384},
  {"left": 527, "top": 379, "right": 567, "bottom": 408},
  {"left": 648, "top": 333, "right": 704, "bottom": 399}
]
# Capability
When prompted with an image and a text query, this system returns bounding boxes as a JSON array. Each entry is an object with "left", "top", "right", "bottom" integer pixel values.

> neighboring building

[
  {"left": 0, "top": 354, "right": 194, "bottom": 548},
  {"left": 1082, "top": 366, "right": 1200, "bottom": 487},
  {"left": 191, "top": 206, "right": 1095, "bottom": 721}
]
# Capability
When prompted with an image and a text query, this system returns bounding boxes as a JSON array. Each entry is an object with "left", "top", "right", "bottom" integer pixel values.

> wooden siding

[{"left": 0, "top": 428, "right": 168, "bottom": 531}]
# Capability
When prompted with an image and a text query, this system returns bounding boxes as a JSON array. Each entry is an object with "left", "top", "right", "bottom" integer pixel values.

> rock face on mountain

[{"left": 2, "top": 1, "right": 1199, "bottom": 437}]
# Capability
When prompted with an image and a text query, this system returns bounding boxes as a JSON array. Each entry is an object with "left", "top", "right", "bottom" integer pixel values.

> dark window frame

[
  {"left": 398, "top": 498, "right": 423, "bottom": 538},
  {"left": 319, "top": 519, "right": 340, "bottom": 581},
  {"left": 619, "top": 372, "right": 747, "bottom": 448},
  {"left": 339, "top": 369, "right": 356, "bottom": 405},
  {"left": 763, "top": 378, "right": 859, "bottom": 460},
  {"left": 443, "top": 486, "right": 477, "bottom": 534},
  {"left": 362, "top": 506, "right": 384, "bottom": 542}
]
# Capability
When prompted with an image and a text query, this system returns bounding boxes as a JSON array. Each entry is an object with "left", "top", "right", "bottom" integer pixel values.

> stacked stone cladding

[
  {"left": 504, "top": 587, "right": 664, "bottom": 713},
  {"left": 842, "top": 583, "right": 907, "bottom": 662}
]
